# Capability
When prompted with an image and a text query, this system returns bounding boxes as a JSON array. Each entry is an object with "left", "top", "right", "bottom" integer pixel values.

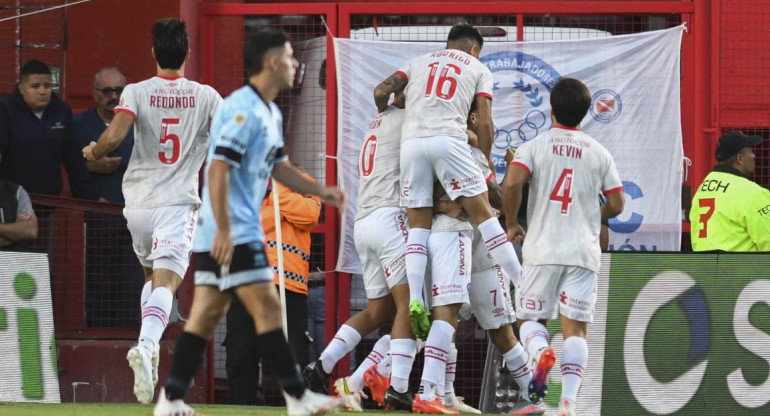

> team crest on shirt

[
  {"left": 234, "top": 112, "right": 247, "bottom": 125},
  {"left": 480, "top": 51, "right": 562, "bottom": 176}
]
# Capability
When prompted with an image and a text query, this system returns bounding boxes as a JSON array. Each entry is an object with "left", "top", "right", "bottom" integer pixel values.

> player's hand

[
  {"left": 504, "top": 147, "right": 516, "bottom": 165},
  {"left": 82, "top": 141, "right": 98, "bottom": 161},
  {"left": 323, "top": 187, "right": 348, "bottom": 211},
  {"left": 88, "top": 156, "right": 122, "bottom": 173},
  {"left": 507, "top": 224, "right": 526, "bottom": 244},
  {"left": 211, "top": 230, "right": 234, "bottom": 268}
]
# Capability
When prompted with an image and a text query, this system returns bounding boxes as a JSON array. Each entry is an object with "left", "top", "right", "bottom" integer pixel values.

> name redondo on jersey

[{"left": 150, "top": 95, "right": 197, "bottom": 109}]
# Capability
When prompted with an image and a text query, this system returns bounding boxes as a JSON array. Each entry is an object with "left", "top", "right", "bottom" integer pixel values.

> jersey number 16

[{"left": 425, "top": 62, "right": 461, "bottom": 100}]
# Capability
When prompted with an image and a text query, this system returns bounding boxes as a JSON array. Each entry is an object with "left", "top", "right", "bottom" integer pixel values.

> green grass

[{"left": 0, "top": 403, "right": 463, "bottom": 416}]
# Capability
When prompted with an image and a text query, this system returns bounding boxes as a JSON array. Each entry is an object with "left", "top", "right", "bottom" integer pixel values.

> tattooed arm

[{"left": 374, "top": 72, "right": 408, "bottom": 112}]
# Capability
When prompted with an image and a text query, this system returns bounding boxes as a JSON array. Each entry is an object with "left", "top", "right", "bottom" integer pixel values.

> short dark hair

[
  {"left": 447, "top": 23, "right": 484, "bottom": 49},
  {"left": 20, "top": 60, "right": 51, "bottom": 82},
  {"left": 244, "top": 30, "right": 290, "bottom": 76},
  {"left": 151, "top": 18, "right": 188, "bottom": 70},
  {"left": 550, "top": 78, "right": 591, "bottom": 128}
]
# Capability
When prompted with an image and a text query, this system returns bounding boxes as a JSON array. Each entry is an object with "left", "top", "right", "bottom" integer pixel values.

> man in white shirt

[
  {"left": 502, "top": 78, "right": 624, "bottom": 416},
  {"left": 83, "top": 18, "right": 222, "bottom": 404}
]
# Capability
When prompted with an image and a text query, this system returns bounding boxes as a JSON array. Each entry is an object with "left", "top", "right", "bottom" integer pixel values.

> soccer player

[
  {"left": 373, "top": 23, "right": 522, "bottom": 343},
  {"left": 303, "top": 91, "right": 417, "bottom": 412},
  {"left": 502, "top": 78, "right": 624, "bottom": 416},
  {"left": 82, "top": 18, "right": 222, "bottom": 404},
  {"left": 151, "top": 30, "right": 346, "bottom": 416}
]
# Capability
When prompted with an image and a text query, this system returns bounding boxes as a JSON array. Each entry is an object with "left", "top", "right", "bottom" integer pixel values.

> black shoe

[
  {"left": 302, "top": 359, "right": 329, "bottom": 394},
  {"left": 383, "top": 386, "right": 414, "bottom": 411}
]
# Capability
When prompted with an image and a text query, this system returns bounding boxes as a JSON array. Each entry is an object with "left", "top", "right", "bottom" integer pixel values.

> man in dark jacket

[{"left": 0, "top": 60, "right": 98, "bottom": 200}]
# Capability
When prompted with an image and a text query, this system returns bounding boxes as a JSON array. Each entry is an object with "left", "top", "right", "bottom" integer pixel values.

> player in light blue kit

[{"left": 153, "top": 30, "right": 347, "bottom": 416}]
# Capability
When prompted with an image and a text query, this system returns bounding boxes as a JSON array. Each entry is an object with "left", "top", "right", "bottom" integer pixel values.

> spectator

[
  {"left": 75, "top": 67, "right": 133, "bottom": 203},
  {"left": 0, "top": 180, "right": 37, "bottom": 252},
  {"left": 226, "top": 173, "right": 322, "bottom": 405},
  {"left": 0, "top": 60, "right": 98, "bottom": 200},
  {"left": 75, "top": 67, "right": 142, "bottom": 327},
  {"left": 690, "top": 131, "right": 770, "bottom": 251}
]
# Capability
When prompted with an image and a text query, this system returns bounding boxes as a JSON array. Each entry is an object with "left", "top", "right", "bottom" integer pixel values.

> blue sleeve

[{"left": 211, "top": 101, "right": 255, "bottom": 168}]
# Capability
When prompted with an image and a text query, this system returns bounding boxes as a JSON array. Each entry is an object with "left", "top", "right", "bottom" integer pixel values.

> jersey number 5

[
  {"left": 159, "top": 118, "right": 181, "bottom": 165},
  {"left": 550, "top": 168, "right": 574, "bottom": 214},
  {"left": 697, "top": 198, "right": 715, "bottom": 238},
  {"left": 425, "top": 62, "right": 461, "bottom": 100},
  {"left": 360, "top": 135, "right": 377, "bottom": 177}
]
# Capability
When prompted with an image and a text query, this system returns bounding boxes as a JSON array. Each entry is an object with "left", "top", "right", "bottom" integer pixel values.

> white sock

[
  {"left": 519, "top": 321, "right": 550, "bottom": 366},
  {"left": 405, "top": 228, "right": 430, "bottom": 304},
  {"left": 138, "top": 287, "right": 173, "bottom": 354},
  {"left": 390, "top": 338, "right": 417, "bottom": 393},
  {"left": 503, "top": 343, "right": 533, "bottom": 399},
  {"left": 320, "top": 324, "right": 362, "bottom": 374},
  {"left": 444, "top": 343, "right": 457, "bottom": 400},
  {"left": 349, "top": 335, "right": 390, "bottom": 391},
  {"left": 419, "top": 320, "right": 454, "bottom": 401},
  {"left": 140, "top": 281, "right": 152, "bottom": 312},
  {"left": 478, "top": 218, "right": 522, "bottom": 286},
  {"left": 377, "top": 353, "right": 392, "bottom": 377},
  {"left": 561, "top": 336, "right": 588, "bottom": 403}
]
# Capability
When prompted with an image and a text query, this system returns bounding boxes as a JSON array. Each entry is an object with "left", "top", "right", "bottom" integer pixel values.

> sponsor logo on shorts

[
  {"left": 492, "top": 307, "right": 505, "bottom": 317},
  {"left": 458, "top": 235, "right": 466, "bottom": 275},
  {"left": 153, "top": 238, "right": 185, "bottom": 251},
  {"left": 384, "top": 255, "right": 405, "bottom": 280},
  {"left": 447, "top": 175, "right": 482, "bottom": 192},
  {"left": 395, "top": 213, "right": 408, "bottom": 242},
  {"left": 520, "top": 296, "right": 545, "bottom": 311},
  {"left": 433, "top": 283, "right": 466, "bottom": 297},
  {"left": 566, "top": 297, "right": 591, "bottom": 312},
  {"left": 560, "top": 291, "right": 568, "bottom": 305}
]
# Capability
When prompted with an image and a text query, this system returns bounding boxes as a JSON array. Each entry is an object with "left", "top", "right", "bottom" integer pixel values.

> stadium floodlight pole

[{"left": 271, "top": 178, "right": 289, "bottom": 340}]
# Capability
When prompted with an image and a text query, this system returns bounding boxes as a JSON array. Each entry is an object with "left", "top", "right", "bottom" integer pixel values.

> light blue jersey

[{"left": 193, "top": 85, "right": 288, "bottom": 252}]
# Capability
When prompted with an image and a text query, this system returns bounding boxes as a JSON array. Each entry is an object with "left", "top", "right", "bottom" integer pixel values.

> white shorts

[
  {"left": 461, "top": 265, "right": 515, "bottom": 330},
  {"left": 425, "top": 230, "right": 471, "bottom": 308},
  {"left": 123, "top": 204, "right": 198, "bottom": 278},
  {"left": 354, "top": 207, "right": 409, "bottom": 299},
  {"left": 516, "top": 265, "right": 597, "bottom": 322},
  {"left": 400, "top": 136, "right": 488, "bottom": 208}
]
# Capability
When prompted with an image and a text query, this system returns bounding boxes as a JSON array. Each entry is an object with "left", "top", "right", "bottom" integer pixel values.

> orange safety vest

[{"left": 261, "top": 175, "right": 321, "bottom": 296}]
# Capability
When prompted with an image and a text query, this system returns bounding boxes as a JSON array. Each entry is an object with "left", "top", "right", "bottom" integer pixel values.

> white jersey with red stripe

[
  {"left": 116, "top": 76, "right": 222, "bottom": 208},
  {"left": 356, "top": 106, "right": 405, "bottom": 221},
  {"left": 397, "top": 49, "right": 493, "bottom": 141},
  {"left": 511, "top": 127, "right": 622, "bottom": 272}
]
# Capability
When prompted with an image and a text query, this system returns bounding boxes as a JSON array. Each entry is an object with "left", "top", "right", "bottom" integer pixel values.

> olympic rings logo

[{"left": 493, "top": 109, "right": 548, "bottom": 149}]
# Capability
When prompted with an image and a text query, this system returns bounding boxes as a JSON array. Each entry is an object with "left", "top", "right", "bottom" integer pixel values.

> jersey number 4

[
  {"left": 550, "top": 168, "right": 574, "bottom": 214},
  {"left": 360, "top": 135, "right": 377, "bottom": 177},
  {"left": 159, "top": 118, "right": 181, "bottom": 164},
  {"left": 697, "top": 198, "right": 715, "bottom": 238},
  {"left": 425, "top": 62, "right": 461, "bottom": 100}
]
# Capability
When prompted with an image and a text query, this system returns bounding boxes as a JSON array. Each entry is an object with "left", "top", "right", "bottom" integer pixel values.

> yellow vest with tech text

[
  {"left": 261, "top": 175, "right": 322, "bottom": 295},
  {"left": 690, "top": 166, "right": 770, "bottom": 251}
]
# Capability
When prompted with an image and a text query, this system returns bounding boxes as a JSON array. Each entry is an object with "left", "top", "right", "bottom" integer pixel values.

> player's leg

[
  {"left": 556, "top": 266, "right": 596, "bottom": 416},
  {"left": 154, "top": 283, "right": 230, "bottom": 414},
  {"left": 516, "top": 265, "right": 561, "bottom": 403},
  {"left": 383, "top": 282, "right": 417, "bottom": 410},
  {"left": 431, "top": 136, "right": 523, "bottom": 292},
  {"left": 225, "top": 297, "right": 261, "bottom": 405},
  {"left": 336, "top": 334, "right": 392, "bottom": 411},
  {"left": 400, "top": 138, "right": 436, "bottom": 338}
]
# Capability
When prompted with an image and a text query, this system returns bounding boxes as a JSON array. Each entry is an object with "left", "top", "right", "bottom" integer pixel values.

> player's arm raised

[
  {"left": 374, "top": 72, "right": 407, "bottom": 113},
  {"left": 272, "top": 160, "right": 348, "bottom": 210},
  {"left": 83, "top": 111, "right": 134, "bottom": 160}
]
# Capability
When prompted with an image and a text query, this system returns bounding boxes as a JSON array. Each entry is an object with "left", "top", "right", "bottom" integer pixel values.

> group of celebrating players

[{"left": 82, "top": 16, "right": 624, "bottom": 416}]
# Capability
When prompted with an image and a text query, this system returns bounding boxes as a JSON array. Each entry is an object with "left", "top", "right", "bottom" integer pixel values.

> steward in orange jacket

[{"left": 261, "top": 175, "right": 322, "bottom": 296}]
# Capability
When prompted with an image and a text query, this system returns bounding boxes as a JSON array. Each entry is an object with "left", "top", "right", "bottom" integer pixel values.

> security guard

[
  {"left": 690, "top": 131, "right": 770, "bottom": 251},
  {"left": 225, "top": 172, "right": 322, "bottom": 405}
]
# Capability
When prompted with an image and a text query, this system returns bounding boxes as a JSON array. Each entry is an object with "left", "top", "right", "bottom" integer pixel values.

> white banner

[
  {"left": 335, "top": 26, "right": 685, "bottom": 273},
  {"left": 0, "top": 252, "right": 60, "bottom": 403}
]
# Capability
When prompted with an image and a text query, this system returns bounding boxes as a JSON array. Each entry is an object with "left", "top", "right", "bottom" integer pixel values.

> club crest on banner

[
  {"left": 590, "top": 89, "right": 623, "bottom": 123},
  {"left": 480, "top": 51, "right": 562, "bottom": 175}
]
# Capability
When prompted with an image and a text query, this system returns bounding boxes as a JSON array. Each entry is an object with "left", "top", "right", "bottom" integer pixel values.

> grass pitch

[{"left": 0, "top": 403, "right": 498, "bottom": 416}]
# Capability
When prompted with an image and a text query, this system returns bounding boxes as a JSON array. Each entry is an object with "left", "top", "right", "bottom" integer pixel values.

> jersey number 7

[
  {"left": 159, "top": 118, "right": 181, "bottom": 165},
  {"left": 697, "top": 198, "right": 715, "bottom": 238},
  {"left": 550, "top": 168, "right": 574, "bottom": 214}
]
